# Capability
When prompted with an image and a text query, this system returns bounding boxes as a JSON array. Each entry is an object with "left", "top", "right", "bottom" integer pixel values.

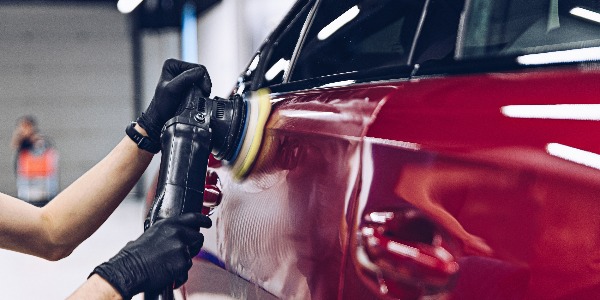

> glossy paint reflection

[
  {"left": 187, "top": 67, "right": 600, "bottom": 299},
  {"left": 199, "top": 86, "right": 392, "bottom": 299},
  {"left": 354, "top": 68, "right": 600, "bottom": 299},
  {"left": 357, "top": 206, "right": 460, "bottom": 299},
  {"left": 353, "top": 141, "right": 549, "bottom": 299}
]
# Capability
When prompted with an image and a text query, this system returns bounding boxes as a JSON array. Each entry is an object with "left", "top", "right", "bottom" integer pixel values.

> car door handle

[
  {"left": 202, "top": 170, "right": 222, "bottom": 215},
  {"left": 356, "top": 208, "right": 459, "bottom": 298}
]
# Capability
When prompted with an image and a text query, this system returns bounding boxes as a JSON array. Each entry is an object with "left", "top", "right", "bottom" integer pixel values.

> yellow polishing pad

[{"left": 229, "top": 89, "right": 271, "bottom": 179}]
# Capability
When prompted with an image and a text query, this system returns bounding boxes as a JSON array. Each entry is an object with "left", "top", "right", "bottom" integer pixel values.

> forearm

[
  {"left": 0, "top": 125, "right": 154, "bottom": 260},
  {"left": 67, "top": 274, "right": 123, "bottom": 300},
  {"left": 41, "top": 125, "right": 153, "bottom": 255}
]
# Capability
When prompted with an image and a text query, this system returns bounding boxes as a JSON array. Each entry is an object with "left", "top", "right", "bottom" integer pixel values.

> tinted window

[
  {"left": 290, "top": 0, "right": 424, "bottom": 81},
  {"left": 256, "top": 1, "right": 314, "bottom": 89},
  {"left": 459, "top": 0, "right": 600, "bottom": 59},
  {"left": 412, "top": 0, "right": 464, "bottom": 65},
  {"left": 232, "top": 51, "right": 262, "bottom": 97}
]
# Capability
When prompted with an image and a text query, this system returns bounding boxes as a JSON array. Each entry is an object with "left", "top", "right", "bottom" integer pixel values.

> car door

[
  {"left": 350, "top": 0, "right": 600, "bottom": 299},
  {"left": 194, "top": 0, "right": 425, "bottom": 299}
]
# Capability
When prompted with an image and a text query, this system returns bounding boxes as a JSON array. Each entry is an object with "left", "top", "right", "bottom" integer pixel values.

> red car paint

[
  {"left": 187, "top": 65, "right": 600, "bottom": 299},
  {"left": 349, "top": 67, "right": 600, "bottom": 299},
  {"left": 148, "top": 0, "right": 600, "bottom": 298}
]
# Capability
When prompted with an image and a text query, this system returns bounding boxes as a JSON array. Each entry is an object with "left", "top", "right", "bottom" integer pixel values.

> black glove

[
  {"left": 137, "top": 59, "right": 212, "bottom": 144},
  {"left": 91, "top": 213, "right": 212, "bottom": 300}
]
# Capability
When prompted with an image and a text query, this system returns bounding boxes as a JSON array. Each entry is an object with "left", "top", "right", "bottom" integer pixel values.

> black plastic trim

[
  {"left": 269, "top": 65, "right": 413, "bottom": 94},
  {"left": 414, "top": 56, "right": 600, "bottom": 78}
]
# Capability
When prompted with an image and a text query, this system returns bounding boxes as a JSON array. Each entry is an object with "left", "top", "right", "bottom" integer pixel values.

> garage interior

[{"left": 0, "top": 0, "right": 293, "bottom": 298}]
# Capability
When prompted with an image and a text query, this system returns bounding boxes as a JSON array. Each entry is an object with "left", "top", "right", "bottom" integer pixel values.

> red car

[{"left": 155, "top": 0, "right": 600, "bottom": 298}]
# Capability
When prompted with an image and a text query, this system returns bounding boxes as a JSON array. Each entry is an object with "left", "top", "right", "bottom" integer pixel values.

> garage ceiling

[{"left": 0, "top": 0, "right": 221, "bottom": 27}]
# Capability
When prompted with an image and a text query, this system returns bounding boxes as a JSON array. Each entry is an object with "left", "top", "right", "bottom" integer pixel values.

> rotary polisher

[{"left": 144, "top": 87, "right": 271, "bottom": 299}]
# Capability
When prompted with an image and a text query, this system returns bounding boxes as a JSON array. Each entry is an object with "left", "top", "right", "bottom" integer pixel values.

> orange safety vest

[{"left": 17, "top": 148, "right": 58, "bottom": 178}]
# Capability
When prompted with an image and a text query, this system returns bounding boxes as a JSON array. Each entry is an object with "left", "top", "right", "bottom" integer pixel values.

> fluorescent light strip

[
  {"left": 181, "top": 2, "right": 198, "bottom": 63},
  {"left": 264, "top": 58, "right": 289, "bottom": 81},
  {"left": 248, "top": 54, "right": 260, "bottom": 72},
  {"left": 517, "top": 46, "right": 600, "bottom": 65},
  {"left": 280, "top": 110, "right": 336, "bottom": 119},
  {"left": 546, "top": 143, "right": 600, "bottom": 170},
  {"left": 570, "top": 7, "right": 600, "bottom": 24},
  {"left": 501, "top": 104, "right": 600, "bottom": 120},
  {"left": 317, "top": 6, "right": 360, "bottom": 40},
  {"left": 319, "top": 80, "right": 355, "bottom": 88},
  {"left": 117, "top": 0, "right": 143, "bottom": 14},
  {"left": 364, "top": 137, "right": 421, "bottom": 150},
  {"left": 388, "top": 241, "right": 419, "bottom": 258},
  {"left": 368, "top": 212, "right": 394, "bottom": 223}
]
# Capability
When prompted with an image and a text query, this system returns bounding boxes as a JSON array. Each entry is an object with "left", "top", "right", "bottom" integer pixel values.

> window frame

[
  {"left": 412, "top": 0, "right": 525, "bottom": 77},
  {"left": 249, "top": 0, "right": 317, "bottom": 90},
  {"left": 281, "top": 0, "right": 422, "bottom": 89},
  {"left": 414, "top": 0, "right": 600, "bottom": 77},
  {"left": 242, "top": 0, "right": 429, "bottom": 93}
]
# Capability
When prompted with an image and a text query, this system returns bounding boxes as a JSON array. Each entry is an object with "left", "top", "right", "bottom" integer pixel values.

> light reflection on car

[{"left": 148, "top": 0, "right": 600, "bottom": 299}]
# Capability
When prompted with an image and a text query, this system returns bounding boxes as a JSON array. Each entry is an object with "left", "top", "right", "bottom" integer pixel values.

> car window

[
  {"left": 412, "top": 0, "right": 465, "bottom": 65},
  {"left": 290, "top": 0, "right": 425, "bottom": 82},
  {"left": 255, "top": 0, "right": 315, "bottom": 89},
  {"left": 231, "top": 51, "right": 262, "bottom": 97},
  {"left": 458, "top": 0, "right": 600, "bottom": 59}
]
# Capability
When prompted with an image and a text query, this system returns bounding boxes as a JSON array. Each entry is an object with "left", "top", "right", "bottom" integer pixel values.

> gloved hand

[
  {"left": 137, "top": 58, "right": 212, "bottom": 144},
  {"left": 91, "top": 213, "right": 212, "bottom": 300}
]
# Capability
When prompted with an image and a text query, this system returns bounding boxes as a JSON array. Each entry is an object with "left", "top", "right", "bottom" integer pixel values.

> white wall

[
  {"left": 0, "top": 3, "right": 132, "bottom": 197},
  {"left": 0, "top": 0, "right": 296, "bottom": 200},
  {"left": 138, "top": 30, "right": 181, "bottom": 195},
  {"left": 197, "top": 0, "right": 295, "bottom": 98}
]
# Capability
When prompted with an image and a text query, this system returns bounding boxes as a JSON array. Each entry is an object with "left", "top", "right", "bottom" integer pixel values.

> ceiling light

[
  {"left": 118, "top": 0, "right": 144, "bottom": 14},
  {"left": 317, "top": 6, "right": 360, "bottom": 40},
  {"left": 546, "top": 143, "right": 600, "bottom": 170},
  {"left": 570, "top": 7, "right": 600, "bottom": 24},
  {"left": 501, "top": 104, "right": 600, "bottom": 120},
  {"left": 517, "top": 46, "right": 600, "bottom": 65}
]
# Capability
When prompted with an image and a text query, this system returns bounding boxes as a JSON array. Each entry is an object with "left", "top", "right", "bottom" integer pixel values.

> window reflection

[
  {"left": 546, "top": 143, "right": 600, "bottom": 170},
  {"left": 501, "top": 104, "right": 600, "bottom": 120},
  {"left": 257, "top": 1, "right": 313, "bottom": 88},
  {"left": 317, "top": 5, "right": 360, "bottom": 40},
  {"left": 291, "top": 0, "right": 424, "bottom": 81},
  {"left": 460, "top": 0, "right": 600, "bottom": 60},
  {"left": 264, "top": 58, "right": 289, "bottom": 81},
  {"left": 570, "top": 7, "right": 600, "bottom": 25}
]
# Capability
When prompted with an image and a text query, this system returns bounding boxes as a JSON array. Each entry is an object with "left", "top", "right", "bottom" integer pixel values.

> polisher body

[
  {"left": 146, "top": 87, "right": 248, "bottom": 227},
  {"left": 144, "top": 86, "right": 273, "bottom": 299}
]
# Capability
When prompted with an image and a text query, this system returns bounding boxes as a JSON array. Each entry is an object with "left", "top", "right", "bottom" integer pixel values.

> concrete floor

[{"left": 0, "top": 198, "right": 146, "bottom": 299}]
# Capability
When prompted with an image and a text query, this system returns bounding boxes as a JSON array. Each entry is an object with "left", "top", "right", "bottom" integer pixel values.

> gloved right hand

[
  {"left": 137, "top": 59, "right": 212, "bottom": 145},
  {"left": 90, "top": 213, "right": 212, "bottom": 300}
]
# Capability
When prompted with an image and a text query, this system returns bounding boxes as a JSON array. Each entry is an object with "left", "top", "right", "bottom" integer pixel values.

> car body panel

[
  {"left": 151, "top": 0, "right": 600, "bottom": 298},
  {"left": 350, "top": 65, "right": 600, "bottom": 299},
  {"left": 200, "top": 85, "right": 394, "bottom": 299},
  {"left": 193, "top": 65, "right": 600, "bottom": 299}
]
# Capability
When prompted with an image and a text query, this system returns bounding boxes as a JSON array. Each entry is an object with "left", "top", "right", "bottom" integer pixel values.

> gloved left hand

[
  {"left": 90, "top": 213, "right": 212, "bottom": 299},
  {"left": 137, "top": 59, "right": 212, "bottom": 144}
]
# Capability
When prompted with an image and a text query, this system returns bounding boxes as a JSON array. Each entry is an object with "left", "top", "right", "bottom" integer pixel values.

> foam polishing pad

[{"left": 227, "top": 88, "right": 272, "bottom": 179}]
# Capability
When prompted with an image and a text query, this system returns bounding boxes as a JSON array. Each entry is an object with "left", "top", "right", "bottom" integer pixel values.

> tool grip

[
  {"left": 147, "top": 120, "right": 211, "bottom": 224},
  {"left": 144, "top": 86, "right": 211, "bottom": 300}
]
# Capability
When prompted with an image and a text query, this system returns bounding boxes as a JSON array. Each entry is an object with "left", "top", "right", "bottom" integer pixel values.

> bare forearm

[
  {"left": 67, "top": 274, "right": 123, "bottom": 300},
  {"left": 40, "top": 128, "right": 153, "bottom": 256}
]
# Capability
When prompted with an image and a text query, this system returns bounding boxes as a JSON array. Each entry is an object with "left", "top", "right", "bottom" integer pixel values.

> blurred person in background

[
  {"left": 1, "top": 59, "right": 212, "bottom": 300},
  {"left": 11, "top": 115, "right": 59, "bottom": 207}
]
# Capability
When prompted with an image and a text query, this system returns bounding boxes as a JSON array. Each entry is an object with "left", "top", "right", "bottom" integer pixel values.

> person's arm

[
  {"left": 68, "top": 213, "right": 211, "bottom": 300},
  {"left": 0, "top": 59, "right": 211, "bottom": 261},
  {"left": 67, "top": 275, "right": 122, "bottom": 300},
  {"left": 0, "top": 124, "right": 152, "bottom": 260}
]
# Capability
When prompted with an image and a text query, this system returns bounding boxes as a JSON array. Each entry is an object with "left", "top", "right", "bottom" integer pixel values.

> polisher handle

[{"left": 144, "top": 86, "right": 211, "bottom": 300}]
